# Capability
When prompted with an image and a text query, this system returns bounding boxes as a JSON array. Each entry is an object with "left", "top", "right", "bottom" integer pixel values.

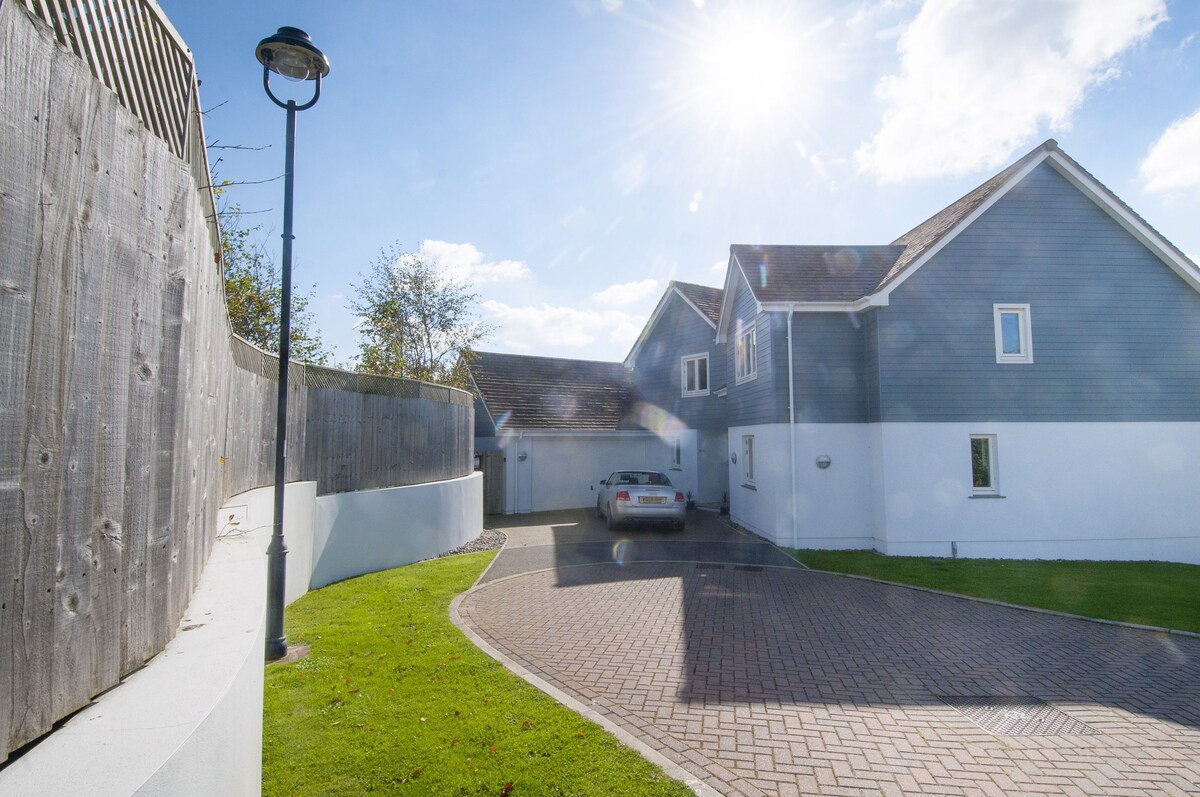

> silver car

[{"left": 596, "top": 470, "right": 687, "bottom": 531}]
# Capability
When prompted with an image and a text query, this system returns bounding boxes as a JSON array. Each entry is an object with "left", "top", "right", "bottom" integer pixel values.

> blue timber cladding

[
  {"left": 725, "top": 266, "right": 785, "bottom": 426},
  {"left": 876, "top": 161, "right": 1200, "bottom": 421},
  {"left": 473, "top": 396, "right": 496, "bottom": 437},
  {"left": 862, "top": 310, "right": 883, "bottom": 423},
  {"left": 630, "top": 291, "right": 724, "bottom": 431},
  {"left": 778, "top": 312, "right": 870, "bottom": 423}
]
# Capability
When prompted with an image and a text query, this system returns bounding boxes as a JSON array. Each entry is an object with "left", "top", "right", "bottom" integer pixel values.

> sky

[{"left": 158, "top": 0, "right": 1200, "bottom": 367}]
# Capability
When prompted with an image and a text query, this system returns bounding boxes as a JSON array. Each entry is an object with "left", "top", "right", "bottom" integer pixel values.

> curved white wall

[
  {"left": 0, "top": 474, "right": 483, "bottom": 796},
  {"left": 310, "top": 472, "right": 483, "bottom": 589}
]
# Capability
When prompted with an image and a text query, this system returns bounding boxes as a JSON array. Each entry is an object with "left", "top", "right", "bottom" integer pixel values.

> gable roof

[
  {"left": 878, "top": 141, "right": 1054, "bottom": 290},
  {"left": 729, "top": 245, "right": 906, "bottom": 303},
  {"left": 623, "top": 280, "right": 723, "bottom": 368},
  {"left": 715, "top": 139, "right": 1200, "bottom": 335},
  {"left": 468, "top": 351, "right": 638, "bottom": 432},
  {"left": 674, "top": 282, "right": 723, "bottom": 324}
]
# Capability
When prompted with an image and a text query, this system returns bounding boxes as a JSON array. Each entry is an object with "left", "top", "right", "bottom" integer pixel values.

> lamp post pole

[{"left": 256, "top": 27, "right": 329, "bottom": 661}]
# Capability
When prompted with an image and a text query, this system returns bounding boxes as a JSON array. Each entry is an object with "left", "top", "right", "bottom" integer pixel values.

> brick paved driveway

[{"left": 456, "top": 510, "right": 1200, "bottom": 796}]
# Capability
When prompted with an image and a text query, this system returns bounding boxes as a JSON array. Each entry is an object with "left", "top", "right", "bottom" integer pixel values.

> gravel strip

[{"left": 438, "top": 528, "right": 507, "bottom": 558}]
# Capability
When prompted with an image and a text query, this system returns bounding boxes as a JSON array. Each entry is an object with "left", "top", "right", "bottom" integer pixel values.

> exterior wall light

[
  {"left": 816, "top": 455, "right": 832, "bottom": 469},
  {"left": 256, "top": 26, "right": 329, "bottom": 662}
]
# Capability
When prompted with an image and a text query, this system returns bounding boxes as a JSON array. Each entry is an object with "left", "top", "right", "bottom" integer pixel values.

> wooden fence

[{"left": 0, "top": 0, "right": 472, "bottom": 762}]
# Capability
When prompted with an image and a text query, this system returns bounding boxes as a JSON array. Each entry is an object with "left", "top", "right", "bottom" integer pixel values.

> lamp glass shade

[{"left": 255, "top": 27, "right": 330, "bottom": 81}]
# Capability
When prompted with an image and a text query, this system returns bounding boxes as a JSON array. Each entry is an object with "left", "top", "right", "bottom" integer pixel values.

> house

[{"left": 470, "top": 140, "right": 1200, "bottom": 564}]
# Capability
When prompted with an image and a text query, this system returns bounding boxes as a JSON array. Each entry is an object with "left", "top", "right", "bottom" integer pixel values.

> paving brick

[{"left": 460, "top": 511, "right": 1200, "bottom": 797}]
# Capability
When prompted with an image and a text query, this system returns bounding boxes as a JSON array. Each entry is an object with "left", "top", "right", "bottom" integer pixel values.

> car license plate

[{"left": 639, "top": 496, "right": 665, "bottom": 504}]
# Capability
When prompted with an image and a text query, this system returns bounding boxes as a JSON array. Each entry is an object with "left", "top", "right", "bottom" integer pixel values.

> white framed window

[
  {"left": 993, "top": 304, "right": 1032, "bottom": 363},
  {"left": 681, "top": 353, "right": 709, "bottom": 397},
  {"left": 671, "top": 437, "right": 682, "bottom": 470},
  {"left": 735, "top": 322, "right": 757, "bottom": 383},
  {"left": 742, "top": 434, "right": 755, "bottom": 485},
  {"left": 970, "top": 434, "right": 998, "bottom": 495}
]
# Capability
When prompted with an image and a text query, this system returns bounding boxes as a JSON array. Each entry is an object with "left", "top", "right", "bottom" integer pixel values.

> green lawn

[
  {"left": 785, "top": 549, "right": 1200, "bottom": 634},
  {"left": 263, "top": 551, "right": 691, "bottom": 797}
]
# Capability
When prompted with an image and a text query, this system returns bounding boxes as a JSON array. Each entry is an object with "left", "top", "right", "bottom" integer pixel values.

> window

[
  {"left": 970, "top": 434, "right": 998, "bottom": 495},
  {"left": 742, "top": 435, "right": 755, "bottom": 486},
  {"left": 671, "top": 437, "right": 682, "bottom": 470},
  {"left": 681, "top": 353, "right": 709, "bottom": 397},
  {"left": 735, "top": 323, "right": 757, "bottom": 383},
  {"left": 993, "top": 304, "right": 1032, "bottom": 363}
]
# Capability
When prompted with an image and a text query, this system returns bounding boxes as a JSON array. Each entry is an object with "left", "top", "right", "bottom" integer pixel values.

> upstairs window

[
  {"left": 681, "top": 353, "right": 709, "bottom": 397},
  {"left": 735, "top": 323, "right": 757, "bottom": 383},
  {"left": 993, "top": 304, "right": 1032, "bottom": 363}
]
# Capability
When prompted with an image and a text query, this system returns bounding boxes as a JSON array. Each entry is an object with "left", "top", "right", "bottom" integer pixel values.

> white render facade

[
  {"left": 727, "top": 422, "right": 1200, "bottom": 564},
  {"left": 472, "top": 141, "right": 1200, "bottom": 565}
]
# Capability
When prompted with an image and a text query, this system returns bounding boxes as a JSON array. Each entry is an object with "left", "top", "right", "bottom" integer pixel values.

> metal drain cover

[{"left": 939, "top": 696, "right": 1099, "bottom": 736}]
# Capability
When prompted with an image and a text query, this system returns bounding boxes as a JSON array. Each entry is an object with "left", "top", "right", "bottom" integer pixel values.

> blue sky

[{"left": 159, "top": 0, "right": 1200, "bottom": 366}]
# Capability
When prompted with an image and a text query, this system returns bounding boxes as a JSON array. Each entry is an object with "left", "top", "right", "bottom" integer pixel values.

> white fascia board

[
  {"left": 716, "top": 253, "right": 749, "bottom": 343},
  {"left": 674, "top": 288, "right": 718, "bottom": 331},
  {"left": 623, "top": 283, "right": 675, "bottom": 368},
  {"left": 624, "top": 282, "right": 718, "bottom": 369},
  {"left": 467, "top": 372, "right": 497, "bottom": 431},
  {"left": 760, "top": 298, "right": 877, "bottom": 313},
  {"left": 872, "top": 151, "right": 1051, "bottom": 303},
  {"left": 1044, "top": 152, "right": 1200, "bottom": 294}
]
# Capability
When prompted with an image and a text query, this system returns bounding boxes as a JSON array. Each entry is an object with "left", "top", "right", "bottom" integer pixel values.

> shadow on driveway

[{"left": 461, "top": 510, "right": 1200, "bottom": 795}]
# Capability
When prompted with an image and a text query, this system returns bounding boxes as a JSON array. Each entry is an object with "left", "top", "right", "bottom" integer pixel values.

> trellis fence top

[{"left": 21, "top": 0, "right": 220, "bottom": 251}]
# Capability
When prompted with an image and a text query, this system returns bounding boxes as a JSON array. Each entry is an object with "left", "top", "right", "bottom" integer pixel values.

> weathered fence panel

[{"left": 0, "top": 0, "right": 473, "bottom": 761}]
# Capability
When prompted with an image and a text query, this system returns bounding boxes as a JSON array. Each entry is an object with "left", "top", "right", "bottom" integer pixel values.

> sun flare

[{"left": 681, "top": 7, "right": 817, "bottom": 136}]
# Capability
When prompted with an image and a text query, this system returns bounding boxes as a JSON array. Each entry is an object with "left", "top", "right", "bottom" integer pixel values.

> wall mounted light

[{"left": 816, "top": 455, "right": 832, "bottom": 470}]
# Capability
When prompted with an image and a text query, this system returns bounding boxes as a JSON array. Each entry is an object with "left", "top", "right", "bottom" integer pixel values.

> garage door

[{"left": 516, "top": 433, "right": 669, "bottom": 512}]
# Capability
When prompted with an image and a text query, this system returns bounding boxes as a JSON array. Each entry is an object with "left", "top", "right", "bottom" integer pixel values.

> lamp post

[{"left": 255, "top": 26, "right": 329, "bottom": 661}]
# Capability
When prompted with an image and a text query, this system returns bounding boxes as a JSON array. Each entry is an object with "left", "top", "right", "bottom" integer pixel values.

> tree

[
  {"left": 218, "top": 203, "right": 333, "bottom": 365},
  {"left": 349, "top": 242, "right": 494, "bottom": 388}
]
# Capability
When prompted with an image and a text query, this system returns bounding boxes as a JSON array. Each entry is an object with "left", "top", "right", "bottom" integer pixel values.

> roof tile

[{"left": 468, "top": 351, "right": 638, "bottom": 431}]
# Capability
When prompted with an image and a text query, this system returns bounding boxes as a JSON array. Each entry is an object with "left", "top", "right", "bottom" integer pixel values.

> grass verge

[
  {"left": 263, "top": 551, "right": 692, "bottom": 796},
  {"left": 785, "top": 549, "right": 1200, "bottom": 634}
]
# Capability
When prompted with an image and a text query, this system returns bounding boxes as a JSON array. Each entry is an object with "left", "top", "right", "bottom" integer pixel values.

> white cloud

[
  {"left": 593, "top": 279, "right": 660, "bottom": 307},
  {"left": 418, "top": 240, "right": 531, "bottom": 284},
  {"left": 855, "top": 0, "right": 1166, "bottom": 182},
  {"left": 710, "top": 259, "right": 727, "bottom": 276},
  {"left": 480, "top": 301, "right": 642, "bottom": 350},
  {"left": 1140, "top": 108, "right": 1200, "bottom": 194}
]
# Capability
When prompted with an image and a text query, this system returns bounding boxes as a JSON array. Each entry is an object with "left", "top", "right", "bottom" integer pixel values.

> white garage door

[{"left": 515, "top": 433, "right": 671, "bottom": 512}]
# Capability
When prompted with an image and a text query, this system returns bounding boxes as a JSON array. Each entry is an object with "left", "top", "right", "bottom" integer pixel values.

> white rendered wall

[
  {"left": 877, "top": 422, "right": 1200, "bottom": 563},
  {"left": 728, "top": 424, "right": 875, "bottom": 549},
  {"left": 498, "top": 432, "right": 685, "bottom": 513},
  {"left": 0, "top": 483, "right": 309, "bottom": 797},
  {"left": 220, "top": 481, "right": 317, "bottom": 606},
  {"left": 0, "top": 474, "right": 484, "bottom": 796},
  {"left": 310, "top": 472, "right": 483, "bottom": 589}
]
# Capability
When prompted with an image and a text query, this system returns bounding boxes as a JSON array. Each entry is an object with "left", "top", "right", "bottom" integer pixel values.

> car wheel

[{"left": 606, "top": 504, "right": 618, "bottom": 531}]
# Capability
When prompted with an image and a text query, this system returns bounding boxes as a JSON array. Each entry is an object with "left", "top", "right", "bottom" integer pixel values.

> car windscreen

[{"left": 615, "top": 471, "right": 671, "bottom": 487}]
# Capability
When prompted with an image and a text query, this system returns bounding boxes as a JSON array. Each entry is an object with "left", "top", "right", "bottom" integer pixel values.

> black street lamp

[{"left": 255, "top": 26, "right": 329, "bottom": 662}]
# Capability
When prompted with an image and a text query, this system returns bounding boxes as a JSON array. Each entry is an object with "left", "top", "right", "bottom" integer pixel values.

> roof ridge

[{"left": 471, "top": 350, "right": 624, "bottom": 367}]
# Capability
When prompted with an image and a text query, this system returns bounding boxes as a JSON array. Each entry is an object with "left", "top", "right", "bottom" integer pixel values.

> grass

[
  {"left": 785, "top": 549, "right": 1200, "bottom": 634},
  {"left": 263, "top": 550, "right": 692, "bottom": 797}
]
